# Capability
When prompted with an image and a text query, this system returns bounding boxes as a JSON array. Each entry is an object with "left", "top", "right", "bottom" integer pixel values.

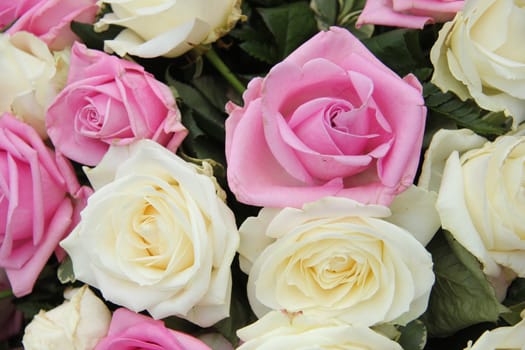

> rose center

[
  {"left": 126, "top": 186, "right": 194, "bottom": 274},
  {"left": 76, "top": 105, "right": 103, "bottom": 133}
]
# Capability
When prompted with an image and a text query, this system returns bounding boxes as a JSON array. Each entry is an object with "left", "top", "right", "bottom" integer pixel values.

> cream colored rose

[
  {"left": 237, "top": 310, "right": 403, "bottom": 350},
  {"left": 238, "top": 197, "right": 434, "bottom": 327},
  {"left": 94, "top": 0, "right": 243, "bottom": 58},
  {"left": 60, "top": 140, "right": 239, "bottom": 327},
  {"left": 430, "top": 0, "right": 525, "bottom": 126},
  {"left": 464, "top": 311, "right": 525, "bottom": 349},
  {"left": 22, "top": 285, "right": 111, "bottom": 350},
  {"left": 0, "top": 31, "right": 69, "bottom": 137},
  {"left": 420, "top": 128, "right": 525, "bottom": 300}
]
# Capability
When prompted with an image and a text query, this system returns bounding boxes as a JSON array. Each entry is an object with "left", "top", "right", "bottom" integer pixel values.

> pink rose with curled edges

[
  {"left": 0, "top": 113, "right": 92, "bottom": 297},
  {"left": 225, "top": 27, "right": 426, "bottom": 209},
  {"left": 46, "top": 42, "right": 188, "bottom": 166},
  {"left": 3, "top": 0, "right": 98, "bottom": 51},
  {"left": 356, "top": 0, "right": 463, "bottom": 29},
  {"left": 95, "top": 308, "right": 211, "bottom": 350}
]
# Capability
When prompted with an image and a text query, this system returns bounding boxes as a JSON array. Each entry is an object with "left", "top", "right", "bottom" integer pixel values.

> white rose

[
  {"left": 237, "top": 310, "right": 403, "bottom": 350},
  {"left": 238, "top": 197, "right": 434, "bottom": 327},
  {"left": 94, "top": 0, "right": 243, "bottom": 58},
  {"left": 464, "top": 311, "right": 525, "bottom": 350},
  {"left": 0, "top": 31, "right": 68, "bottom": 137},
  {"left": 430, "top": 0, "right": 525, "bottom": 126},
  {"left": 421, "top": 128, "right": 525, "bottom": 299},
  {"left": 60, "top": 140, "right": 239, "bottom": 327},
  {"left": 22, "top": 285, "right": 111, "bottom": 350}
]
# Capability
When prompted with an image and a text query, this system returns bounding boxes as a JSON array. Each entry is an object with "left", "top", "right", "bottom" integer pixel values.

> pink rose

[
  {"left": 356, "top": 0, "right": 463, "bottom": 29},
  {"left": 0, "top": 269, "right": 22, "bottom": 342},
  {"left": 0, "top": 0, "right": 40, "bottom": 28},
  {"left": 225, "top": 27, "right": 426, "bottom": 208},
  {"left": 46, "top": 42, "right": 188, "bottom": 166},
  {"left": 95, "top": 308, "right": 211, "bottom": 350},
  {"left": 0, "top": 113, "right": 92, "bottom": 297},
  {"left": 4, "top": 0, "right": 98, "bottom": 50}
]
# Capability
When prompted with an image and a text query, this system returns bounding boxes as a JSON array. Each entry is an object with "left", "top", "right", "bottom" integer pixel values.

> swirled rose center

[
  {"left": 267, "top": 68, "right": 394, "bottom": 182},
  {"left": 73, "top": 90, "right": 133, "bottom": 140},
  {"left": 116, "top": 181, "right": 195, "bottom": 282},
  {"left": 76, "top": 105, "right": 102, "bottom": 133},
  {"left": 279, "top": 235, "right": 381, "bottom": 309}
]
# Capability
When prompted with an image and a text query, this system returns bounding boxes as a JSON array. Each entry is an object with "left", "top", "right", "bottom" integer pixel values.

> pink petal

[
  {"left": 6, "top": 198, "right": 72, "bottom": 297},
  {"left": 226, "top": 99, "right": 343, "bottom": 208}
]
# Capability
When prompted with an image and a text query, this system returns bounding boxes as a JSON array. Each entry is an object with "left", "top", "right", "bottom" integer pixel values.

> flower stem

[
  {"left": 205, "top": 48, "right": 246, "bottom": 95},
  {"left": 0, "top": 289, "right": 13, "bottom": 299}
]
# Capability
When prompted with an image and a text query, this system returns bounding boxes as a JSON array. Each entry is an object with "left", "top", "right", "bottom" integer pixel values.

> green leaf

[
  {"left": 192, "top": 76, "right": 232, "bottom": 112},
  {"left": 424, "top": 83, "right": 513, "bottom": 138},
  {"left": 70, "top": 21, "right": 123, "bottom": 51},
  {"left": 170, "top": 81, "right": 226, "bottom": 142},
  {"left": 310, "top": 0, "right": 338, "bottom": 30},
  {"left": 239, "top": 40, "right": 278, "bottom": 64},
  {"left": 501, "top": 278, "right": 525, "bottom": 325},
  {"left": 337, "top": 0, "right": 374, "bottom": 39},
  {"left": 398, "top": 320, "right": 427, "bottom": 350},
  {"left": 179, "top": 107, "right": 226, "bottom": 172},
  {"left": 362, "top": 29, "right": 422, "bottom": 77},
  {"left": 258, "top": 2, "right": 318, "bottom": 59},
  {"left": 57, "top": 255, "right": 76, "bottom": 284},
  {"left": 421, "top": 231, "right": 508, "bottom": 337},
  {"left": 229, "top": 25, "right": 267, "bottom": 42}
]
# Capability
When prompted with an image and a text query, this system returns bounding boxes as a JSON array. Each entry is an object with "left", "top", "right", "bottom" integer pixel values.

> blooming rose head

[
  {"left": 431, "top": 0, "right": 525, "bottom": 127},
  {"left": 4, "top": 0, "right": 98, "bottom": 51},
  {"left": 94, "top": 0, "right": 243, "bottom": 58},
  {"left": 225, "top": 27, "right": 426, "bottom": 208},
  {"left": 357, "top": 0, "right": 463, "bottom": 29},
  {"left": 22, "top": 285, "right": 111, "bottom": 350},
  {"left": 463, "top": 311, "right": 525, "bottom": 349},
  {"left": 0, "top": 113, "right": 91, "bottom": 297},
  {"left": 0, "top": 32, "right": 69, "bottom": 138},
  {"left": 60, "top": 140, "right": 239, "bottom": 327},
  {"left": 95, "top": 308, "right": 211, "bottom": 350},
  {"left": 46, "top": 42, "right": 187, "bottom": 166},
  {"left": 420, "top": 128, "right": 525, "bottom": 298},
  {"left": 0, "top": 269, "right": 23, "bottom": 342},
  {"left": 238, "top": 197, "right": 434, "bottom": 326},
  {"left": 237, "top": 310, "right": 403, "bottom": 350}
]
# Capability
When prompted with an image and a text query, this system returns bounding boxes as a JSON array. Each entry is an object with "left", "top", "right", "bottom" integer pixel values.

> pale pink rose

[
  {"left": 0, "top": 113, "right": 92, "bottom": 297},
  {"left": 95, "top": 308, "right": 211, "bottom": 350},
  {"left": 46, "top": 42, "right": 188, "bottom": 166},
  {"left": 4, "top": 0, "right": 98, "bottom": 50},
  {"left": 0, "top": 269, "right": 23, "bottom": 342},
  {"left": 357, "top": 0, "right": 463, "bottom": 29},
  {"left": 225, "top": 27, "right": 426, "bottom": 208}
]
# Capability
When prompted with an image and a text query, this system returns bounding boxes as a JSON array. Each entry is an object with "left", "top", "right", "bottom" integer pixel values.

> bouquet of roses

[{"left": 1, "top": 0, "right": 525, "bottom": 349}]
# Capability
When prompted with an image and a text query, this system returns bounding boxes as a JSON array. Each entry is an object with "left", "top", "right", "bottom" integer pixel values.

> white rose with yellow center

[
  {"left": 420, "top": 128, "right": 525, "bottom": 299},
  {"left": 94, "top": 0, "right": 243, "bottom": 58},
  {"left": 430, "top": 0, "right": 525, "bottom": 126},
  {"left": 237, "top": 310, "right": 403, "bottom": 350},
  {"left": 60, "top": 140, "right": 239, "bottom": 327},
  {"left": 239, "top": 197, "right": 434, "bottom": 326},
  {"left": 0, "top": 32, "right": 68, "bottom": 137}
]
